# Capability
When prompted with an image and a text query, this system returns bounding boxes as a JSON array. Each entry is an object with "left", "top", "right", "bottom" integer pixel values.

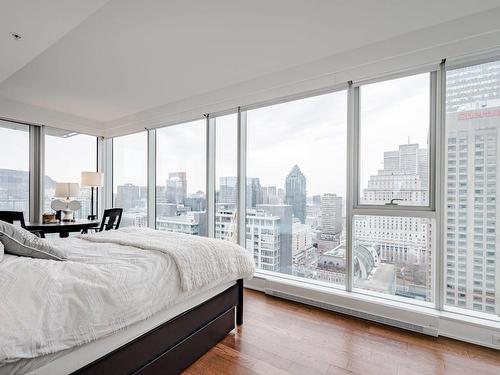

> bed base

[{"left": 71, "top": 279, "right": 244, "bottom": 375}]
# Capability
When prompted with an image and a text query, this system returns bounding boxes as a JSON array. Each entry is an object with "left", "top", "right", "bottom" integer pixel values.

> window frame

[{"left": 348, "top": 67, "right": 441, "bottom": 307}]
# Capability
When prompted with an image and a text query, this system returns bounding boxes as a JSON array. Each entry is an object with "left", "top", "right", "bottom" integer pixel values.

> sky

[{"left": 1, "top": 73, "right": 430, "bottom": 199}]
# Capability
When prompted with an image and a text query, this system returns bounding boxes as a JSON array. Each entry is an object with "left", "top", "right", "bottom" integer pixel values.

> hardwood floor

[{"left": 183, "top": 289, "right": 500, "bottom": 375}]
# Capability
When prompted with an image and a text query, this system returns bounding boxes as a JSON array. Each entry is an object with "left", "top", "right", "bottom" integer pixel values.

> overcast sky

[{"left": 1, "top": 73, "right": 430, "bottom": 199}]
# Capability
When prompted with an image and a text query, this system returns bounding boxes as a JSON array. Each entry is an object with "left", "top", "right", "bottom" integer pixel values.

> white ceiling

[
  {"left": 0, "top": 0, "right": 110, "bottom": 83},
  {"left": 1, "top": 0, "right": 500, "bottom": 126}
]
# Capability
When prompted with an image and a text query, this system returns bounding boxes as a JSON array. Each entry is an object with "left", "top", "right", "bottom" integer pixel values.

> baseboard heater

[{"left": 265, "top": 288, "right": 439, "bottom": 337}]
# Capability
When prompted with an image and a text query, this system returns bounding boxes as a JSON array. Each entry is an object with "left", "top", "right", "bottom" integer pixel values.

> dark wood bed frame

[{"left": 71, "top": 279, "right": 244, "bottom": 375}]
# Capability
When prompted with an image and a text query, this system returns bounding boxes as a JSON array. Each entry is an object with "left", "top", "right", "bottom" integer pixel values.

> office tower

[
  {"left": 321, "top": 193, "right": 343, "bottom": 236},
  {"left": 291, "top": 222, "right": 314, "bottom": 271},
  {"left": 285, "top": 165, "right": 307, "bottom": 223},
  {"left": 364, "top": 144, "right": 428, "bottom": 205},
  {"left": 166, "top": 172, "right": 187, "bottom": 204},
  {"left": 446, "top": 61, "right": 500, "bottom": 113}
]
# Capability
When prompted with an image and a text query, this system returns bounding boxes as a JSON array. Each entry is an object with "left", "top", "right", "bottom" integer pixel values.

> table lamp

[
  {"left": 81, "top": 172, "right": 103, "bottom": 220},
  {"left": 54, "top": 182, "right": 80, "bottom": 222}
]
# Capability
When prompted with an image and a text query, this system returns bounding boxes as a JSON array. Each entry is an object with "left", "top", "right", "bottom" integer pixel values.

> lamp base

[
  {"left": 61, "top": 210, "right": 74, "bottom": 222},
  {"left": 87, "top": 214, "right": 97, "bottom": 221}
]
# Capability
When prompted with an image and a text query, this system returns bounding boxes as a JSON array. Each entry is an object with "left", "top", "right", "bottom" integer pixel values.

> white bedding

[
  {"left": 0, "top": 282, "right": 235, "bottom": 375},
  {"left": 0, "top": 230, "right": 254, "bottom": 365}
]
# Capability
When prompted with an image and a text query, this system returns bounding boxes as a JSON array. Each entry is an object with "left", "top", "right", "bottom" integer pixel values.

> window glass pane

[
  {"left": 113, "top": 132, "right": 147, "bottom": 227},
  {"left": 44, "top": 128, "right": 97, "bottom": 220},
  {"left": 215, "top": 114, "right": 238, "bottom": 243},
  {"left": 445, "top": 60, "right": 500, "bottom": 317},
  {"left": 353, "top": 215, "right": 434, "bottom": 303},
  {"left": 0, "top": 120, "right": 30, "bottom": 219},
  {"left": 359, "top": 73, "right": 430, "bottom": 206},
  {"left": 156, "top": 120, "right": 206, "bottom": 236},
  {"left": 247, "top": 91, "right": 347, "bottom": 287}
]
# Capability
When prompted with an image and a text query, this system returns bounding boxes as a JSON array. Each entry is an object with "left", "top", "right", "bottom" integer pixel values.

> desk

[{"left": 26, "top": 219, "right": 100, "bottom": 238}]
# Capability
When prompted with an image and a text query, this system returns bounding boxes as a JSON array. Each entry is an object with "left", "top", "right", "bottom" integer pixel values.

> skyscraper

[
  {"left": 166, "top": 172, "right": 187, "bottom": 204},
  {"left": 285, "top": 165, "right": 307, "bottom": 223}
]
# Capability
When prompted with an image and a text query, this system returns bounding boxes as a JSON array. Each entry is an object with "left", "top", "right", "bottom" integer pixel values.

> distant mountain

[{"left": 0, "top": 168, "right": 57, "bottom": 191}]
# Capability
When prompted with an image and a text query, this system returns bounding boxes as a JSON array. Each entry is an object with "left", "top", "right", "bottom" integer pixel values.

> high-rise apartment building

[
  {"left": 445, "top": 107, "right": 499, "bottom": 314},
  {"left": 444, "top": 60, "right": 500, "bottom": 315},
  {"left": 285, "top": 165, "right": 307, "bottom": 223},
  {"left": 245, "top": 209, "right": 281, "bottom": 272}
]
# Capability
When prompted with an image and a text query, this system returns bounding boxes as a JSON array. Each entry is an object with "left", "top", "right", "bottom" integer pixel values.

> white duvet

[{"left": 0, "top": 229, "right": 254, "bottom": 364}]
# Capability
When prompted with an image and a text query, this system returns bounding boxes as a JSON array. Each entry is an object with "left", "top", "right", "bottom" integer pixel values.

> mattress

[{"left": 0, "top": 281, "right": 235, "bottom": 375}]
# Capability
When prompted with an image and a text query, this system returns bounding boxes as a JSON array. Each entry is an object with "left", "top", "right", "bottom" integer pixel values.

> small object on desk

[{"left": 42, "top": 213, "right": 58, "bottom": 224}]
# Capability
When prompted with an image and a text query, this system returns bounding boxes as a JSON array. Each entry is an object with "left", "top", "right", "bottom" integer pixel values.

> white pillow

[
  {"left": 0, "top": 221, "right": 66, "bottom": 261},
  {"left": 0, "top": 241, "right": 3, "bottom": 262}
]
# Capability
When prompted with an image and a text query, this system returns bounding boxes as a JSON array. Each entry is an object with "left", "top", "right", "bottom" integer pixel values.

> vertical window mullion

[
  {"left": 29, "top": 125, "right": 43, "bottom": 222},
  {"left": 206, "top": 116, "right": 216, "bottom": 238},
  {"left": 435, "top": 60, "right": 446, "bottom": 311},
  {"left": 237, "top": 108, "right": 247, "bottom": 248},
  {"left": 147, "top": 129, "right": 156, "bottom": 229},
  {"left": 346, "top": 83, "right": 357, "bottom": 292}
]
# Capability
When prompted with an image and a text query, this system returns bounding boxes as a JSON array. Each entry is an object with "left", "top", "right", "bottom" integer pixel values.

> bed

[{"left": 0, "top": 227, "right": 254, "bottom": 375}]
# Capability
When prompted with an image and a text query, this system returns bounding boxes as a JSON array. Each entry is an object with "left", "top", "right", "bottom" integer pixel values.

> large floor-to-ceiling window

[
  {"left": 0, "top": 120, "right": 30, "bottom": 219},
  {"left": 246, "top": 91, "right": 347, "bottom": 285},
  {"left": 113, "top": 132, "right": 147, "bottom": 227},
  {"left": 44, "top": 128, "right": 97, "bottom": 220},
  {"left": 444, "top": 59, "right": 500, "bottom": 317},
  {"left": 156, "top": 120, "right": 206, "bottom": 236},
  {"left": 353, "top": 73, "right": 435, "bottom": 304}
]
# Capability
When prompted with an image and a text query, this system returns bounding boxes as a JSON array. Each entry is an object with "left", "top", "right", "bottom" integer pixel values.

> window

[
  {"left": 156, "top": 120, "right": 206, "bottom": 236},
  {"left": 0, "top": 120, "right": 30, "bottom": 219},
  {"left": 353, "top": 215, "right": 434, "bottom": 302},
  {"left": 246, "top": 90, "right": 347, "bottom": 286},
  {"left": 215, "top": 114, "right": 238, "bottom": 243},
  {"left": 113, "top": 132, "right": 147, "bottom": 227},
  {"left": 359, "top": 73, "right": 431, "bottom": 206},
  {"left": 445, "top": 59, "right": 500, "bottom": 316},
  {"left": 352, "top": 72, "right": 436, "bottom": 305},
  {"left": 44, "top": 128, "right": 97, "bottom": 220}
]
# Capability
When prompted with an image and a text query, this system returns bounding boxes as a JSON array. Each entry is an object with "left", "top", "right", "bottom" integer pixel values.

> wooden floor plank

[{"left": 183, "top": 289, "right": 500, "bottom": 375}]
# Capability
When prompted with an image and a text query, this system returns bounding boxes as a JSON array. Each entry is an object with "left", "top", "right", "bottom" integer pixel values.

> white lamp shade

[
  {"left": 81, "top": 172, "right": 103, "bottom": 187},
  {"left": 55, "top": 182, "right": 80, "bottom": 198}
]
